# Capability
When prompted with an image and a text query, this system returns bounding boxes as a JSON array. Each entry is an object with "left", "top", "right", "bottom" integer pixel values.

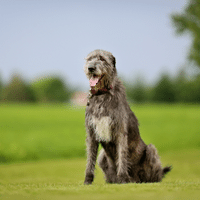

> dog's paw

[
  {"left": 84, "top": 174, "right": 94, "bottom": 185},
  {"left": 117, "top": 173, "right": 130, "bottom": 184},
  {"left": 84, "top": 181, "right": 92, "bottom": 185}
]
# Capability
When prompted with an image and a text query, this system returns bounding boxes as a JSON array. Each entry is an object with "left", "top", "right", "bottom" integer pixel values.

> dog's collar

[{"left": 90, "top": 85, "right": 113, "bottom": 95}]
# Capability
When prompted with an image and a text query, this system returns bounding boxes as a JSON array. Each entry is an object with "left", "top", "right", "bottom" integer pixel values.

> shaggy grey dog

[{"left": 84, "top": 49, "right": 171, "bottom": 184}]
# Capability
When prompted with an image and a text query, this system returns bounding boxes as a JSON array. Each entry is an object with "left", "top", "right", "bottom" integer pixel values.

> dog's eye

[{"left": 99, "top": 56, "right": 105, "bottom": 62}]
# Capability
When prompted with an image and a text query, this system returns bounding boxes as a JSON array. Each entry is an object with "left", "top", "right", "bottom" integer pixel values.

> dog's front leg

[
  {"left": 84, "top": 133, "right": 99, "bottom": 185},
  {"left": 117, "top": 133, "right": 130, "bottom": 183}
]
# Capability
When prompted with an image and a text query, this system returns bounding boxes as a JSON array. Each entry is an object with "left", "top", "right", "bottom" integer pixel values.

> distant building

[{"left": 71, "top": 91, "right": 88, "bottom": 106}]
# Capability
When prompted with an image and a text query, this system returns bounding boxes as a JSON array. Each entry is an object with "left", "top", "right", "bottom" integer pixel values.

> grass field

[
  {"left": 0, "top": 150, "right": 199, "bottom": 200},
  {"left": 0, "top": 103, "right": 199, "bottom": 199},
  {"left": 0, "top": 103, "right": 199, "bottom": 162}
]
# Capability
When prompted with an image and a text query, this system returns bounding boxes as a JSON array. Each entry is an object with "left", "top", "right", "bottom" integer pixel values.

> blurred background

[
  {"left": 1, "top": 0, "right": 200, "bottom": 104},
  {"left": 0, "top": 0, "right": 200, "bottom": 163}
]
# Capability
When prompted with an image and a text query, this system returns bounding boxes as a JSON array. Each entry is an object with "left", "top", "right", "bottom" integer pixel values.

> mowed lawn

[
  {"left": 0, "top": 103, "right": 199, "bottom": 199},
  {"left": 0, "top": 150, "right": 199, "bottom": 200}
]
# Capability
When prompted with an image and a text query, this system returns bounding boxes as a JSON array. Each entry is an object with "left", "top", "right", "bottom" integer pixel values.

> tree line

[
  {"left": 0, "top": 69, "right": 200, "bottom": 104},
  {"left": 125, "top": 69, "right": 200, "bottom": 103},
  {"left": 0, "top": 74, "right": 72, "bottom": 103}
]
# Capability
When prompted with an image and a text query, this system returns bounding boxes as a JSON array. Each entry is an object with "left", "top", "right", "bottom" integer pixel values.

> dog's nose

[{"left": 88, "top": 66, "right": 96, "bottom": 72}]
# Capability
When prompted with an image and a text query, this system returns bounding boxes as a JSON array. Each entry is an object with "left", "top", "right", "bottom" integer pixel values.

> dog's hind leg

[
  {"left": 140, "top": 144, "right": 172, "bottom": 182},
  {"left": 98, "top": 149, "right": 118, "bottom": 183}
]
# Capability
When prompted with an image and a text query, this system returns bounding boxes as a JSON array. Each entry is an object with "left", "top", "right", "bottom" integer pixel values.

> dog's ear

[{"left": 111, "top": 55, "right": 116, "bottom": 68}]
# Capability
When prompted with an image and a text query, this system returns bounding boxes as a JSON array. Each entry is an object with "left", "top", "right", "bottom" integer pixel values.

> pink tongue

[{"left": 89, "top": 77, "right": 99, "bottom": 87}]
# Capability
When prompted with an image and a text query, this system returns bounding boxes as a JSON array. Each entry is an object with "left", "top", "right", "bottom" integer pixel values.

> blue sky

[{"left": 0, "top": 0, "right": 190, "bottom": 90}]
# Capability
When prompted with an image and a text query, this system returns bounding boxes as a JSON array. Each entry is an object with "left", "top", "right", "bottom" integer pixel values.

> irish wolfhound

[{"left": 84, "top": 49, "right": 171, "bottom": 184}]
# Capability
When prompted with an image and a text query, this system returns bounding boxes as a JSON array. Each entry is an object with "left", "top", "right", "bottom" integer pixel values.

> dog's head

[{"left": 84, "top": 49, "right": 116, "bottom": 93}]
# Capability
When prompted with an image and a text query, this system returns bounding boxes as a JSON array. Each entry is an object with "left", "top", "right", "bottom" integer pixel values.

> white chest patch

[{"left": 91, "top": 116, "right": 112, "bottom": 142}]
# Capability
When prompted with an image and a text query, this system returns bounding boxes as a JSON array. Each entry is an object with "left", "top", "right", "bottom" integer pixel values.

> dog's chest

[
  {"left": 90, "top": 116, "right": 112, "bottom": 142},
  {"left": 86, "top": 94, "right": 115, "bottom": 142}
]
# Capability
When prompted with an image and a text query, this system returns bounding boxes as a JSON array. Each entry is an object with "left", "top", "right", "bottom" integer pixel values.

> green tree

[
  {"left": 2, "top": 74, "right": 36, "bottom": 102},
  {"left": 173, "top": 69, "right": 200, "bottom": 103},
  {"left": 125, "top": 76, "right": 147, "bottom": 103},
  {"left": 130, "top": 83, "right": 146, "bottom": 103},
  {"left": 186, "top": 75, "right": 200, "bottom": 102},
  {"left": 171, "top": 0, "right": 200, "bottom": 67},
  {"left": 174, "top": 69, "right": 188, "bottom": 102},
  {"left": 31, "top": 76, "right": 71, "bottom": 103},
  {"left": 152, "top": 74, "right": 176, "bottom": 103}
]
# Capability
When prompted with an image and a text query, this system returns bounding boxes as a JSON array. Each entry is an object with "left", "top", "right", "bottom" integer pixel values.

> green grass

[
  {"left": 133, "top": 104, "right": 200, "bottom": 151},
  {"left": 0, "top": 103, "right": 86, "bottom": 162},
  {"left": 0, "top": 103, "right": 199, "bottom": 199},
  {"left": 0, "top": 149, "right": 199, "bottom": 200},
  {"left": 0, "top": 103, "right": 200, "bottom": 163}
]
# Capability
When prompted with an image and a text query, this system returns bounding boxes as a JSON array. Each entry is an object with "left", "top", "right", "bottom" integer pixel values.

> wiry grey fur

[{"left": 84, "top": 49, "right": 171, "bottom": 184}]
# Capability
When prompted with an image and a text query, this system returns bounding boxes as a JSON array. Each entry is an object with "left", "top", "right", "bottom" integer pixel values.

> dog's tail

[{"left": 163, "top": 165, "right": 172, "bottom": 177}]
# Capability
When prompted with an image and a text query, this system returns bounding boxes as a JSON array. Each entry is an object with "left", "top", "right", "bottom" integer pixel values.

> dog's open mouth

[{"left": 89, "top": 74, "right": 104, "bottom": 87}]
